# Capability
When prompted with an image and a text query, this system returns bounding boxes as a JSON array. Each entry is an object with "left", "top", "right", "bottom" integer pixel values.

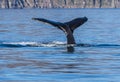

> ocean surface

[{"left": 0, "top": 8, "right": 120, "bottom": 82}]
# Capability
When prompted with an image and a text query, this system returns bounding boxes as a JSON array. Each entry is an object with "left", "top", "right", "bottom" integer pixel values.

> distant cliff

[{"left": 0, "top": 0, "right": 120, "bottom": 8}]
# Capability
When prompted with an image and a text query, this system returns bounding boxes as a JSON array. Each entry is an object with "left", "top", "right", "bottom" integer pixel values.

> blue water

[{"left": 0, "top": 8, "right": 120, "bottom": 82}]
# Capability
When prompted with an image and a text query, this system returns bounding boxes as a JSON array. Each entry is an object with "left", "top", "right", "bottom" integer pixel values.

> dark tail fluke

[
  {"left": 64, "top": 17, "right": 88, "bottom": 33},
  {"left": 32, "top": 18, "right": 60, "bottom": 27},
  {"left": 32, "top": 17, "right": 88, "bottom": 52}
]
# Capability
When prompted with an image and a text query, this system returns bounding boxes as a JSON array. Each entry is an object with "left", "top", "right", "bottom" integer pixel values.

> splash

[
  {"left": 0, "top": 41, "right": 66, "bottom": 47},
  {"left": 1, "top": 41, "right": 120, "bottom": 48}
]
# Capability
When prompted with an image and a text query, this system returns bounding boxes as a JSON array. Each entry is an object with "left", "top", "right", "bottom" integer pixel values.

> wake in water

[
  {"left": 1, "top": 41, "right": 120, "bottom": 48},
  {"left": 0, "top": 41, "right": 67, "bottom": 47}
]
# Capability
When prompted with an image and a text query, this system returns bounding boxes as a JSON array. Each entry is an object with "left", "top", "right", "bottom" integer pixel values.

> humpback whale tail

[{"left": 32, "top": 17, "right": 88, "bottom": 52}]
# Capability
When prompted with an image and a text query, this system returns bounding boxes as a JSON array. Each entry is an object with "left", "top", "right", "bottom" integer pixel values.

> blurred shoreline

[{"left": 0, "top": 0, "right": 120, "bottom": 9}]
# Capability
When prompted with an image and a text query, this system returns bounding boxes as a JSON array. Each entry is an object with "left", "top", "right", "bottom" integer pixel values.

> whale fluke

[
  {"left": 32, "top": 17, "right": 88, "bottom": 52},
  {"left": 64, "top": 17, "right": 88, "bottom": 33},
  {"left": 32, "top": 17, "right": 88, "bottom": 33},
  {"left": 32, "top": 17, "right": 88, "bottom": 44}
]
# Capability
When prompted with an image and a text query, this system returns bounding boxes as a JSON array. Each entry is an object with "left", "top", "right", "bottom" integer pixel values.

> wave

[
  {"left": 77, "top": 43, "right": 120, "bottom": 47},
  {"left": 0, "top": 41, "right": 120, "bottom": 48},
  {"left": 0, "top": 41, "right": 66, "bottom": 47}
]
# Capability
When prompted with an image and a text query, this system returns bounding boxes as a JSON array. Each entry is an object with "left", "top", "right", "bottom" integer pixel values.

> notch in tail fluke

[{"left": 32, "top": 17, "right": 88, "bottom": 33}]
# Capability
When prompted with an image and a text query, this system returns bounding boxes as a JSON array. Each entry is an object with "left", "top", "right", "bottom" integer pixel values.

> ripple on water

[{"left": 0, "top": 9, "right": 120, "bottom": 81}]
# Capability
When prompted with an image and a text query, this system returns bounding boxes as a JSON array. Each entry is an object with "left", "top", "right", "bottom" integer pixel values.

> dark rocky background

[{"left": 0, "top": 0, "right": 120, "bottom": 8}]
